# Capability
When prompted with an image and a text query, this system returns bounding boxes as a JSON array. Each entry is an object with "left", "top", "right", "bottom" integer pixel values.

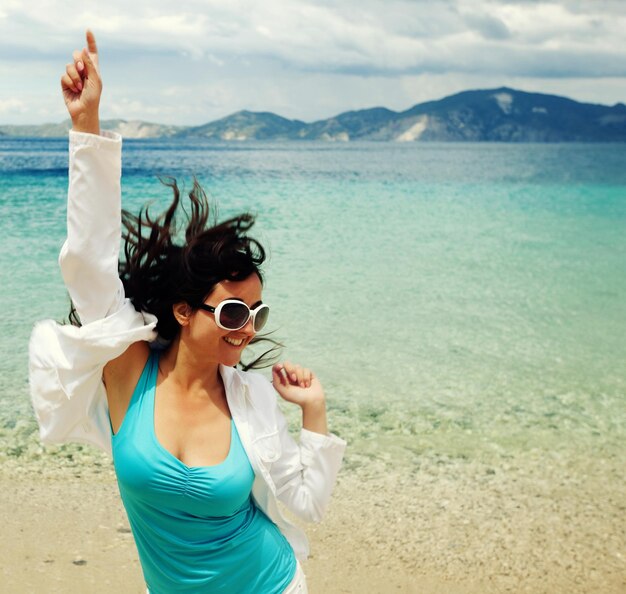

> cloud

[
  {"left": 0, "top": 0, "right": 624, "bottom": 124},
  {"left": 462, "top": 13, "right": 511, "bottom": 40},
  {"left": 0, "top": 0, "right": 622, "bottom": 72},
  {"left": 0, "top": 98, "right": 26, "bottom": 114}
]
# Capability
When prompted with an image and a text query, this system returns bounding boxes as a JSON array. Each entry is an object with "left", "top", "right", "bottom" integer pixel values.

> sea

[{"left": 0, "top": 137, "right": 625, "bottom": 478}]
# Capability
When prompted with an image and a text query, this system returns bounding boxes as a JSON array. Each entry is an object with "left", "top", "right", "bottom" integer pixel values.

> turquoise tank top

[{"left": 111, "top": 352, "right": 296, "bottom": 593}]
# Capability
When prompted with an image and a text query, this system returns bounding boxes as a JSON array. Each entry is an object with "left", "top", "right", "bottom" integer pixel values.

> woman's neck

[{"left": 159, "top": 335, "right": 223, "bottom": 398}]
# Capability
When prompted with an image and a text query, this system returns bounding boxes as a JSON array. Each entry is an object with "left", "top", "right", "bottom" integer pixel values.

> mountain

[
  {"left": 294, "top": 107, "right": 397, "bottom": 141},
  {"left": 101, "top": 120, "right": 184, "bottom": 138},
  {"left": 2, "top": 88, "right": 625, "bottom": 141},
  {"left": 0, "top": 121, "right": 74, "bottom": 137},
  {"left": 288, "top": 88, "right": 626, "bottom": 142},
  {"left": 395, "top": 87, "right": 626, "bottom": 142},
  {"left": 180, "top": 110, "right": 306, "bottom": 140},
  {"left": 176, "top": 89, "right": 626, "bottom": 141},
  {"left": 0, "top": 119, "right": 183, "bottom": 138}
]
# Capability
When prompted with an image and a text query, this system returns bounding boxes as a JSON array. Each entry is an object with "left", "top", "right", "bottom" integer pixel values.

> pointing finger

[
  {"left": 86, "top": 29, "right": 98, "bottom": 57},
  {"left": 81, "top": 47, "right": 99, "bottom": 81}
]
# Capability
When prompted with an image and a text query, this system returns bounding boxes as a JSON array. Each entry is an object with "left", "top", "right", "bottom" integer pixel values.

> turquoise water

[{"left": 1, "top": 138, "right": 625, "bottom": 471}]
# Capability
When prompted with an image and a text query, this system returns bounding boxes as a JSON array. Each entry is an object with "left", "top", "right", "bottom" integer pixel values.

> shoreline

[{"left": 2, "top": 447, "right": 625, "bottom": 594}]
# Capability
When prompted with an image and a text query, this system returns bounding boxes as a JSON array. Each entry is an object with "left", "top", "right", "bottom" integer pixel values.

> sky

[{"left": 1, "top": 0, "right": 625, "bottom": 126}]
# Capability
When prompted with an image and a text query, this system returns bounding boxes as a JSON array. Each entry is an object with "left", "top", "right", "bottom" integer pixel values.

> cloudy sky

[{"left": 1, "top": 0, "right": 625, "bottom": 125}]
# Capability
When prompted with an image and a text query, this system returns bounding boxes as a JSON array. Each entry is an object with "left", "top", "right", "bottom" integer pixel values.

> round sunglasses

[{"left": 197, "top": 299, "right": 270, "bottom": 332}]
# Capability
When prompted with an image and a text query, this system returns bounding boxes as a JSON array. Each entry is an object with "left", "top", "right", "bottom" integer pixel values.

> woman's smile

[{"left": 223, "top": 336, "right": 246, "bottom": 347}]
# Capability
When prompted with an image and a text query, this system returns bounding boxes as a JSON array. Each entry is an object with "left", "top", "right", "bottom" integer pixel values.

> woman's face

[{"left": 183, "top": 274, "right": 264, "bottom": 367}]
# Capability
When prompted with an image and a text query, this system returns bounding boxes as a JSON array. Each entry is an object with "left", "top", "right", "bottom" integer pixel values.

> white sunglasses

[{"left": 198, "top": 299, "right": 270, "bottom": 332}]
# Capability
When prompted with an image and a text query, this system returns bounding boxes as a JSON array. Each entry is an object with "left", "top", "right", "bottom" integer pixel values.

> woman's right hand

[{"left": 61, "top": 30, "right": 101, "bottom": 135}]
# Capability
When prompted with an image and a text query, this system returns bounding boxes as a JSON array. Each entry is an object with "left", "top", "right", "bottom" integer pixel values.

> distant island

[{"left": 1, "top": 87, "right": 625, "bottom": 142}]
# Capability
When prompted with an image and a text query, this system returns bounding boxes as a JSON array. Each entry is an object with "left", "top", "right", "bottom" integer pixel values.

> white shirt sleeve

[
  {"left": 59, "top": 130, "right": 125, "bottom": 324},
  {"left": 271, "top": 412, "right": 347, "bottom": 523},
  {"left": 29, "top": 131, "right": 157, "bottom": 452}
]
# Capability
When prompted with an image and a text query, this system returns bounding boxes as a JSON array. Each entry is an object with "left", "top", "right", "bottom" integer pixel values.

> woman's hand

[
  {"left": 272, "top": 362, "right": 323, "bottom": 405},
  {"left": 272, "top": 362, "right": 328, "bottom": 435},
  {"left": 61, "top": 30, "right": 101, "bottom": 134}
]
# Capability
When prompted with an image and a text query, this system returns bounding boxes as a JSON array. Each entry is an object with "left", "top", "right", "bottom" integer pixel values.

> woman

[{"left": 29, "top": 31, "right": 346, "bottom": 593}]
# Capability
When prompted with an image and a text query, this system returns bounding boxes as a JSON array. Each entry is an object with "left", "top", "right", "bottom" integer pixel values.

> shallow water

[{"left": 1, "top": 138, "right": 625, "bottom": 473}]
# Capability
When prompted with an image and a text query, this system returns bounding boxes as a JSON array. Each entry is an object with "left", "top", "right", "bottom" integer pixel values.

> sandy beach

[{"left": 2, "top": 442, "right": 624, "bottom": 594}]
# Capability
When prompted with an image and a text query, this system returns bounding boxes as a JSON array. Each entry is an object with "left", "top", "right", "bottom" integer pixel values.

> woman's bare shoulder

[{"left": 104, "top": 340, "right": 151, "bottom": 382}]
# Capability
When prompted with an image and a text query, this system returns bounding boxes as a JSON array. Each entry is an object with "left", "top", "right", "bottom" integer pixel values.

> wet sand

[{"left": 1, "top": 448, "right": 625, "bottom": 594}]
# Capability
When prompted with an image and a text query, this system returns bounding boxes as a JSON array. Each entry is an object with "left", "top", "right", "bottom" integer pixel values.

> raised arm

[
  {"left": 29, "top": 31, "right": 156, "bottom": 451},
  {"left": 58, "top": 31, "right": 125, "bottom": 324}
]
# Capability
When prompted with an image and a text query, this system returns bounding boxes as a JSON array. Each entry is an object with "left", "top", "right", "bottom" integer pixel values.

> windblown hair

[
  {"left": 71, "top": 177, "right": 281, "bottom": 370},
  {"left": 120, "top": 177, "right": 265, "bottom": 336}
]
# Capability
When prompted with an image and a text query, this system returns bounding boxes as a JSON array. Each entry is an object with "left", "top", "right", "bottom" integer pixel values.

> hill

[
  {"left": 0, "top": 119, "right": 183, "bottom": 138},
  {"left": 2, "top": 88, "right": 625, "bottom": 141}
]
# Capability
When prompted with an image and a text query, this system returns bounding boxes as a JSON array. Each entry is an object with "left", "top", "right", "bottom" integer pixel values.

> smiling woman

[{"left": 28, "top": 30, "right": 346, "bottom": 594}]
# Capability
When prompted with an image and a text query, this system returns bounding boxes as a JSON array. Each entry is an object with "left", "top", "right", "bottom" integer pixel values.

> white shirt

[{"left": 29, "top": 130, "right": 346, "bottom": 560}]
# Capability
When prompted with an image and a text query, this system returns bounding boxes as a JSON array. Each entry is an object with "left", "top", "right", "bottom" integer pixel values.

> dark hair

[
  {"left": 69, "top": 177, "right": 281, "bottom": 369},
  {"left": 120, "top": 177, "right": 265, "bottom": 336}
]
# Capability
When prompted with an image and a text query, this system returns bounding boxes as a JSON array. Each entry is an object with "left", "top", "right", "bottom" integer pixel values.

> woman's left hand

[{"left": 272, "top": 362, "right": 325, "bottom": 407}]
